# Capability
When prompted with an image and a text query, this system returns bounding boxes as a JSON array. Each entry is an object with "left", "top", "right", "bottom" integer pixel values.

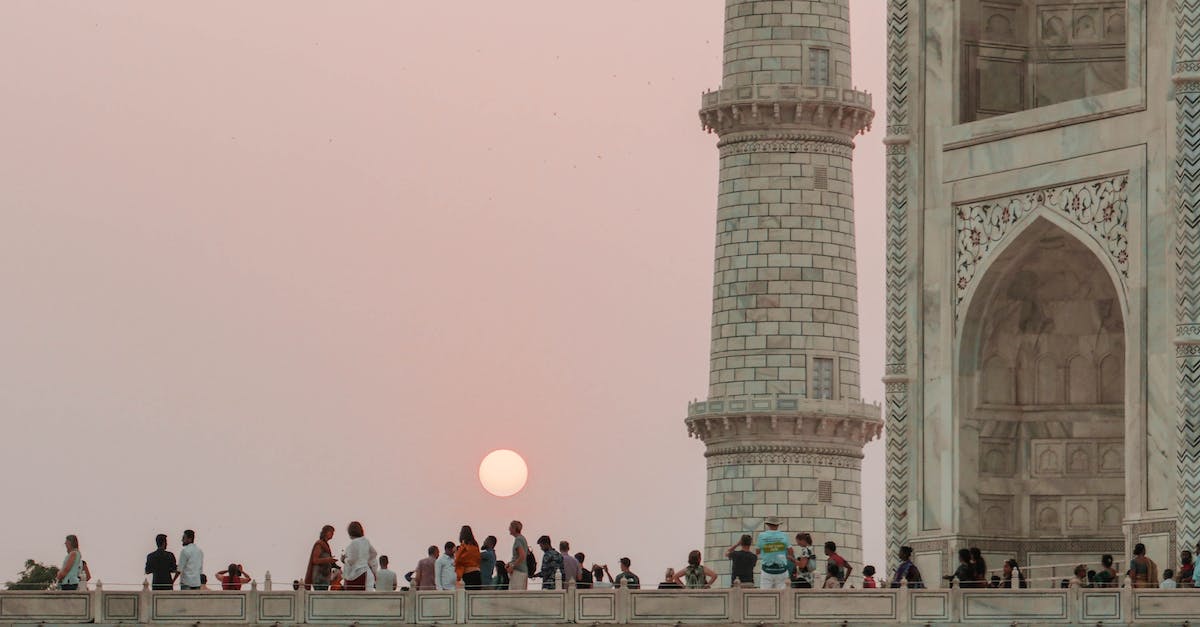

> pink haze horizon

[{"left": 0, "top": 1, "right": 889, "bottom": 588}]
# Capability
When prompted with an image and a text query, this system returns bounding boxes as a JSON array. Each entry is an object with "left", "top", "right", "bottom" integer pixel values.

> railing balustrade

[{"left": 2, "top": 586, "right": 1200, "bottom": 624}]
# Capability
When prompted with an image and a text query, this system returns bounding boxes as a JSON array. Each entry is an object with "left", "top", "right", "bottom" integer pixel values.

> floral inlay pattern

[{"left": 955, "top": 174, "right": 1129, "bottom": 315}]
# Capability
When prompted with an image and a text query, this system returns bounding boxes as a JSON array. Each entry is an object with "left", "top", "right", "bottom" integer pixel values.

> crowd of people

[{"left": 42, "top": 521, "right": 1200, "bottom": 592}]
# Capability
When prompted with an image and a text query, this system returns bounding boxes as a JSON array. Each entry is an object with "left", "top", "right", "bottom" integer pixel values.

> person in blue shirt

[{"left": 755, "top": 516, "right": 794, "bottom": 589}]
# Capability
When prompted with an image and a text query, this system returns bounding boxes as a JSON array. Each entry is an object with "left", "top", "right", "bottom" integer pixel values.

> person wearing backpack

[
  {"left": 505, "top": 520, "right": 530, "bottom": 591},
  {"left": 672, "top": 550, "right": 717, "bottom": 589}
]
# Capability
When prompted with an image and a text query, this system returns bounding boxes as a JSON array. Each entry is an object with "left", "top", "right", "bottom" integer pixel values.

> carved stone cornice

[
  {"left": 699, "top": 84, "right": 874, "bottom": 138},
  {"left": 684, "top": 396, "right": 882, "bottom": 450},
  {"left": 705, "top": 444, "right": 864, "bottom": 468}
]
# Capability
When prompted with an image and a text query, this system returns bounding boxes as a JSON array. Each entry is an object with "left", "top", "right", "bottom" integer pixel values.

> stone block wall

[
  {"left": 722, "top": 0, "right": 852, "bottom": 89},
  {"left": 709, "top": 144, "right": 861, "bottom": 401},
  {"left": 703, "top": 453, "right": 864, "bottom": 583}
]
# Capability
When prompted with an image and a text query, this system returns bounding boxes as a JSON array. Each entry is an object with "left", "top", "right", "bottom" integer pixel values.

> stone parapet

[
  {"left": 3, "top": 588, "right": 1199, "bottom": 625},
  {"left": 699, "top": 84, "right": 873, "bottom": 137}
]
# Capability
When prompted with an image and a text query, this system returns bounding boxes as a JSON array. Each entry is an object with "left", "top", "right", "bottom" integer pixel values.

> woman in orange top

[{"left": 455, "top": 525, "right": 483, "bottom": 590}]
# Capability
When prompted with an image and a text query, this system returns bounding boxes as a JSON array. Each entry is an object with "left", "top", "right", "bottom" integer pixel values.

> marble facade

[{"left": 885, "top": 0, "right": 1200, "bottom": 582}]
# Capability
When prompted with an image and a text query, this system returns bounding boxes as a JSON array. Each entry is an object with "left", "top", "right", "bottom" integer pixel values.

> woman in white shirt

[{"left": 341, "top": 521, "right": 378, "bottom": 591}]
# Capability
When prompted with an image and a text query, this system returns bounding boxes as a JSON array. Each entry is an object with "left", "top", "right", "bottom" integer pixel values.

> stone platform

[{"left": 3, "top": 587, "right": 1200, "bottom": 625}]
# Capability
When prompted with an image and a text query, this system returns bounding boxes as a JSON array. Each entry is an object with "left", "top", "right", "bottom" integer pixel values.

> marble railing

[{"left": 3, "top": 587, "right": 1200, "bottom": 625}]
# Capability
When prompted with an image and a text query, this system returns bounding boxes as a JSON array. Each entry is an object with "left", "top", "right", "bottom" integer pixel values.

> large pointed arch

[{"left": 956, "top": 216, "right": 1126, "bottom": 549}]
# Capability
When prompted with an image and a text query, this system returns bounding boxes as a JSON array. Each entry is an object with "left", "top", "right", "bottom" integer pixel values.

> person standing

[
  {"left": 559, "top": 541, "right": 580, "bottom": 588},
  {"left": 672, "top": 550, "right": 717, "bottom": 589},
  {"left": 1128, "top": 543, "right": 1159, "bottom": 588},
  {"left": 1068, "top": 564, "right": 1088, "bottom": 588},
  {"left": 305, "top": 525, "right": 338, "bottom": 591},
  {"left": 791, "top": 533, "right": 816, "bottom": 588},
  {"left": 613, "top": 557, "right": 640, "bottom": 589},
  {"left": 455, "top": 526, "right": 482, "bottom": 589},
  {"left": 435, "top": 542, "right": 457, "bottom": 591},
  {"left": 1001, "top": 560, "right": 1027, "bottom": 589},
  {"left": 823, "top": 541, "right": 853, "bottom": 587},
  {"left": 216, "top": 564, "right": 251, "bottom": 590},
  {"left": 889, "top": 546, "right": 924, "bottom": 589},
  {"left": 755, "top": 516, "right": 793, "bottom": 589},
  {"left": 412, "top": 546, "right": 438, "bottom": 591},
  {"left": 375, "top": 556, "right": 397, "bottom": 592},
  {"left": 861, "top": 565, "right": 878, "bottom": 588},
  {"left": 969, "top": 547, "right": 987, "bottom": 586},
  {"left": 55, "top": 535, "right": 84, "bottom": 591},
  {"left": 145, "top": 534, "right": 177, "bottom": 591},
  {"left": 479, "top": 536, "right": 498, "bottom": 589},
  {"left": 342, "top": 521, "right": 379, "bottom": 591},
  {"left": 535, "top": 536, "right": 564, "bottom": 589},
  {"left": 493, "top": 560, "right": 510, "bottom": 590},
  {"left": 726, "top": 534, "right": 757, "bottom": 587},
  {"left": 506, "top": 521, "right": 529, "bottom": 591},
  {"left": 1094, "top": 554, "right": 1119, "bottom": 588},
  {"left": 174, "top": 530, "right": 204, "bottom": 590},
  {"left": 592, "top": 564, "right": 614, "bottom": 588},
  {"left": 1177, "top": 550, "right": 1194, "bottom": 588},
  {"left": 575, "top": 554, "right": 593, "bottom": 589}
]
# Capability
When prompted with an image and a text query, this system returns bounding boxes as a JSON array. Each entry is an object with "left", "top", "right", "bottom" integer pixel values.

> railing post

[
  {"left": 455, "top": 586, "right": 467, "bottom": 624},
  {"left": 565, "top": 574, "right": 576, "bottom": 623},
  {"left": 139, "top": 578, "right": 151, "bottom": 624},
  {"left": 263, "top": 571, "right": 272, "bottom": 592},
  {"left": 895, "top": 584, "right": 909, "bottom": 623},
  {"left": 86, "top": 579, "right": 98, "bottom": 623},
  {"left": 730, "top": 579, "right": 744, "bottom": 623},
  {"left": 402, "top": 586, "right": 415, "bottom": 624},
  {"left": 616, "top": 576, "right": 630, "bottom": 623}
]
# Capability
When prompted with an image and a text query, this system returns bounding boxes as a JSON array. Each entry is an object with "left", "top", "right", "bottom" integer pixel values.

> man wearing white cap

[{"left": 755, "top": 516, "right": 794, "bottom": 590}]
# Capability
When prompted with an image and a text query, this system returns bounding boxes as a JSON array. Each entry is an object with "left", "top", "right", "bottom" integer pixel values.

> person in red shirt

[
  {"left": 216, "top": 564, "right": 251, "bottom": 590},
  {"left": 823, "top": 541, "right": 853, "bottom": 587},
  {"left": 861, "top": 565, "right": 877, "bottom": 588}
]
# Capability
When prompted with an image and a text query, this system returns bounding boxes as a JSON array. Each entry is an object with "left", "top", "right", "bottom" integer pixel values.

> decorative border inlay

[
  {"left": 884, "top": 0, "right": 914, "bottom": 576},
  {"left": 954, "top": 174, "right": 1130, "bottom": 315},
  {"left": 1175, "top": 0, "right": 1200, "bottom": 558}
]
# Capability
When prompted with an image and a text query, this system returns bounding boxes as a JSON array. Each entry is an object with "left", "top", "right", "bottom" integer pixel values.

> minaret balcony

[{"left": 699, "top": 84, "right": 874, "bottom": 137}]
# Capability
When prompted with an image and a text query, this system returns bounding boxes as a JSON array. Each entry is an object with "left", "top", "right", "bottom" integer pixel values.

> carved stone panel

[
  {"left": 981, "top": 495, "right": 1015, "bottom": 533},
  {"left": 980, "top": 438, "right": 1017, "bottom": 477},
  {"left": 1032, "top": 497, "right": 1062, "bottom": 534}
]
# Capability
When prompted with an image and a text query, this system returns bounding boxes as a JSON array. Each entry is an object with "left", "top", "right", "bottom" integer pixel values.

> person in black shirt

[
  {"left": 726, "top": 534, "right": 758, "bottom": 587},
  {"left": 574, "top": 553, "right": 593, "bottom": 589},
  {"left": 145, "top": 534, "right": 177, "bottom": 590}
]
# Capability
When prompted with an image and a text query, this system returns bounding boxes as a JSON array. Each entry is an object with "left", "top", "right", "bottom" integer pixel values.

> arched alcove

[{"left": 961, "top": 217, "right": 1125, "bottom": 548}]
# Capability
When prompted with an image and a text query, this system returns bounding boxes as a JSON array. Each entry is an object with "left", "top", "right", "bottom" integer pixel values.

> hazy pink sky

[{"left": 0, "top": 1, "right": 887, "bottom": 587}]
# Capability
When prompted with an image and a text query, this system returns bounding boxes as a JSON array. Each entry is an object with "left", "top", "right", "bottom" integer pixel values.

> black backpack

[{"left": 525, "top": 547, "right": 537, "bottom": 574}]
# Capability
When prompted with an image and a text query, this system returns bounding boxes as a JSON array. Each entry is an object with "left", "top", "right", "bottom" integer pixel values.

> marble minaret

[{"left": 685, "top": 0, "right": 881, "bottom": 582}]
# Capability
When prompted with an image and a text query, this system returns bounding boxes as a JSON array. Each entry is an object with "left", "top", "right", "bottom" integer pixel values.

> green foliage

[{"left": 5, "top": 559, "right": 59, "bottom": 590}]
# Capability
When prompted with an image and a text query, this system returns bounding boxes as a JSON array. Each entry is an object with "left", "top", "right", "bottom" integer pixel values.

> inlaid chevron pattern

[
  {"left": 1175, "top": 0, "right": 1200, "bottom": 551},
  {"left": 884, "top": 0, "right": 911, "bottom": 574}
]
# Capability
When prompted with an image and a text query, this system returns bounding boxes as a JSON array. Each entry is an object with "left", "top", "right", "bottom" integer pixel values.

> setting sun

[{"left": 478, "top": 449, "right": 528, "bottom": 497}]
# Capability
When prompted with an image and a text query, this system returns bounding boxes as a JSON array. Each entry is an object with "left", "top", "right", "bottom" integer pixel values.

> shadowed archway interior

[{"left": 958, "top": 217, "right": 1125, "bottom": 577}]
